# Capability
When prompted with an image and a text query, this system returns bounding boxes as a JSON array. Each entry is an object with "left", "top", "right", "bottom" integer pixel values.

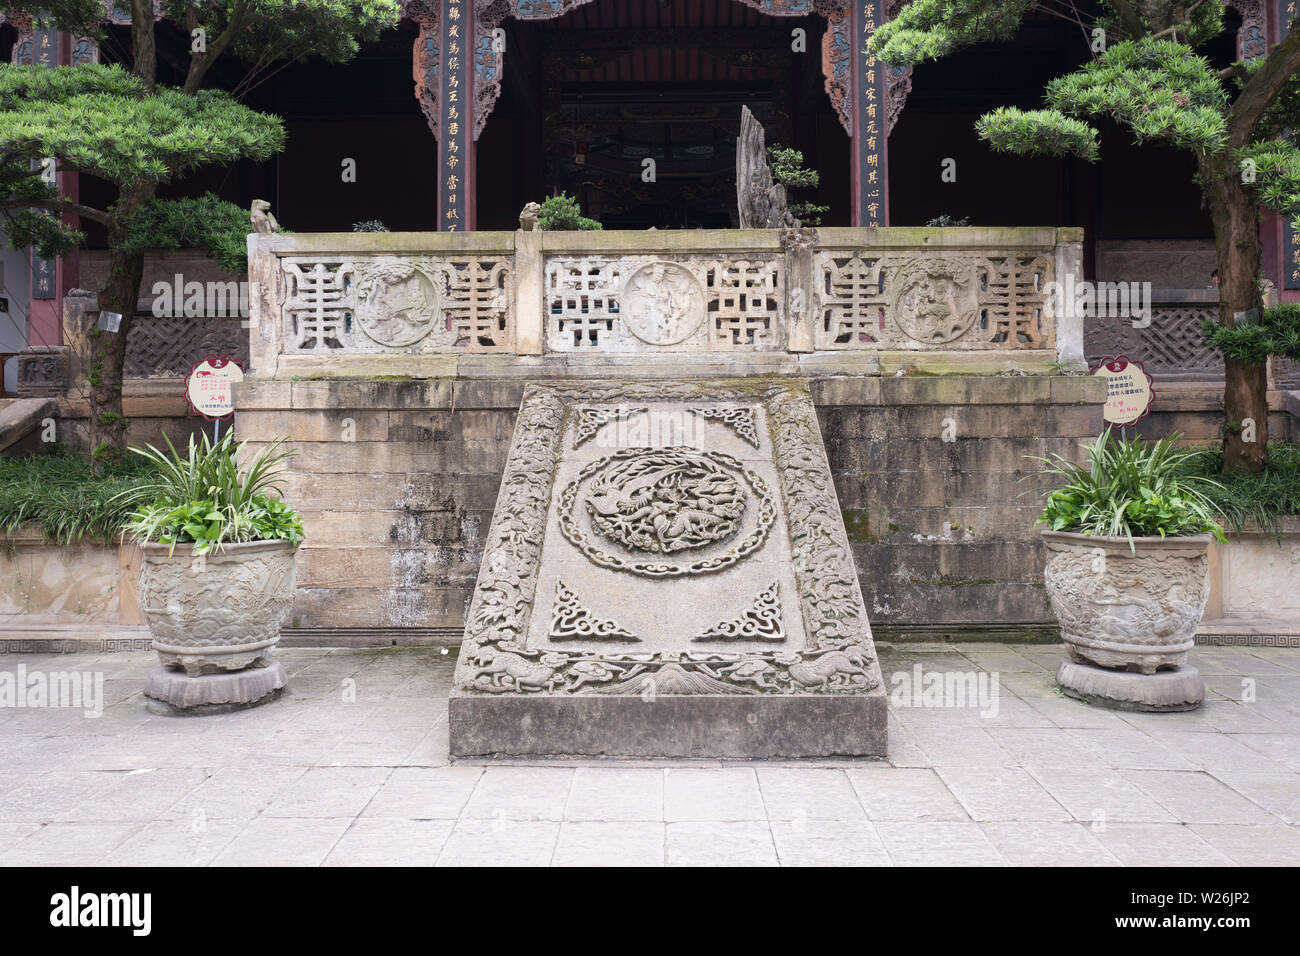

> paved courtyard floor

[{"left": 0, "top": 641, "right": 1297, "bottom": 866}]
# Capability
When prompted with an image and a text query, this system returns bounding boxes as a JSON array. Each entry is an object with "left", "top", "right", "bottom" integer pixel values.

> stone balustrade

[{"left": 247, "top": 226, "right": 1085, "bottom": 377}]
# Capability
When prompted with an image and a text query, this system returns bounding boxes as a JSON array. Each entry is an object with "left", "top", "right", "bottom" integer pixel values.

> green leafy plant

[
  {"left": 537, "top": 192, "right": 602, "bottom": 230},
  {"left": 768, "top": 145, "right": 828, "bottom": 225},
  {"left": 0, "top": 446, "right": 156, "bottom": 545},
  {"left": 1029, "top": 428, "right": 1227, "bottom": 547},
  {"left": 1178, "top": 440, "right": 1300, "bottom": 534},
  {"left": 120, "top": 431, "right": 303, "bottom": 555},
  {"left": 353, "top": 219, "right": 389, "bottom": 232},
  {"left": 1200, "top": 303, "right": 1300, "bottom": 365}
]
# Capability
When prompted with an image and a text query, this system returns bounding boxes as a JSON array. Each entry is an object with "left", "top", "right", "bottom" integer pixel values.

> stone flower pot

[
  {"left": 138, "top": 539, "right": 297, "bottom": 713},
  {"left": 1041, "top": 530, "right": 1212, "bottom": 674}
]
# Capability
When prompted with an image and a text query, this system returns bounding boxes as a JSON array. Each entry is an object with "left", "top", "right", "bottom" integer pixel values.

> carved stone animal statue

[
  {"left": 786, "top": 646, "right": 871, "bottom": 690},
  {"left": 250, "top": 199, "right": 281, "bottom": 235},
  {"left": 519, "top": 201, "right": 541, "bottom": 231},
  {"left": 470, "top": 645, "right": 558, "bottom": 692}
]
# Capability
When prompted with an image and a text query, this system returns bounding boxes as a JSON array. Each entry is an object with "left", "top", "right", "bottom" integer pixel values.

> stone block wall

[{"left": 236, "top": 372, "right": 1108, "bottom": 640}]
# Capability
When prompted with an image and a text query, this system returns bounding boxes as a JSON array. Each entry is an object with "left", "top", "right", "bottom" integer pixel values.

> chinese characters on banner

[
  {"left": 855, "top": 2, "right": 888, "bottom": 227},
  {"left": 438, "top": 0, "right": 474, "bottom": 231},
  {"left": 1279, "top": 2, "right": 1300, "bottom": 289},
  {"left": 31, "top": 24, "right": 58, "bottom": 299}
]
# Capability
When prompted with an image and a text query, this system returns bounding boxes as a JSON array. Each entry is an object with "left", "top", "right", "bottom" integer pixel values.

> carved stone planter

[
  {"left": 139, "top": 539, "right": 296, "bottom": 713},
  {"left": 1042, "top": 530, "right": 1211, "bottom": 711}
]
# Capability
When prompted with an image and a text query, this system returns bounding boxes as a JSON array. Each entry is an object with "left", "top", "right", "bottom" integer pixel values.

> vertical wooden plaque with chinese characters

[
  {"left": 852, "top": 1, "right": 889, "bottom": 227},
  {"left": 437, "top": 0, "right": 475, "bottom": 231}
]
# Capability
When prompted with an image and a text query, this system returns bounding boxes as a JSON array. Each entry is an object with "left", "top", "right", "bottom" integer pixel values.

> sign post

[
  {"left": 185, "top": 354, "right": 244, "bottom": 443},
  {"left": 1090, "top": 355, "right": 1154, "bottom": 438}
]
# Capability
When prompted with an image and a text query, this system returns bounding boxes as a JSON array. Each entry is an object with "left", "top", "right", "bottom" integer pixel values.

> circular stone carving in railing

[
  {"left": 890, "top": 257, "right": 983, "bottom": 345},
  {"left": 353, "top": 258, "right": 442, "bottom": 347},
  {"left": 621, "top": 262, "right": 706, "bottom": 346},
  {"left": 559, "top": 448, "right": 776, "bottom": 577}
]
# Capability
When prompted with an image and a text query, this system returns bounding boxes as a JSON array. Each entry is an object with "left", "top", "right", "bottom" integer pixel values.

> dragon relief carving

[
  {"left": 454, "top": 380, "right": 880, "bottom": 697},
  {"left": 558, "top": 447, "right": 777, "bottom": 577}
]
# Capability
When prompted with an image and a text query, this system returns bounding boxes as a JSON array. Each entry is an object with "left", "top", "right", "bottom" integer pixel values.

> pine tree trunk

[
  {"left": 87, "top": 244, "right": 144, "bottom": 466},
  {"left": 1200, "top": 152, "right": 1269, "bottom": 474}
]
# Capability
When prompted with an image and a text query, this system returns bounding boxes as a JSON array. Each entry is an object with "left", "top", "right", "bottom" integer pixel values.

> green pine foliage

[
  {"left": 768, "top": 145, "right": 829, "bottom": 225},
  {"left": 120, "top": 194, "right": 257, "bottom": 273},
  {"left": 1200, "top": 303, "right": 1300, "bottom": 364},
  {"left": 537, "top": 192, "right": 603, "bottom": 230}
]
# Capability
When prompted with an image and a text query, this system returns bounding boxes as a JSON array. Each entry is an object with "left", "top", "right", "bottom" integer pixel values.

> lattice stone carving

[
  {"left": 281, "top": 255, "right": 513, "bottom": 353},
  {"left": 125, "top": 317, "right": 250, "bottom": 378},
  {"left": 545, "top": 255, "right": 784, "bottom": 352},
  {"left": 284, "top": 261, "right": 353, "bottom": 350},
  {"left": 1084, "top": 306, "right": 1224, "bottom": 376},
  {"left": 706, "top": 260, "right": 783, "bottom": 350},
  {"left": 814, "top": 251, "right": 1053, "bottom": 350},
  {"left": 693, "top": 582, "right": 785, "bottom": 643},
  {"left": 550, "top": 580, "right": 639, "bottom": 642}
]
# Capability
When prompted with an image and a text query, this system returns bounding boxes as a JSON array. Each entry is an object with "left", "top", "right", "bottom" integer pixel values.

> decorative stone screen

[{"left": 246, "top": 227, "right": 1078, "bottom": 375}]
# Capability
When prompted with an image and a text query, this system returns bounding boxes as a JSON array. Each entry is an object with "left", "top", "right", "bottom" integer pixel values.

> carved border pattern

[
  {"left": 692, "top": 405, "right": 761, "bottom": 448},
  {"left": 693, "top": 582, "right": 786, "bottom": 643},
  {"left": 550, "top": 580, "right": 639, "bottom": 641},
  {"left": 453, "top": 380, "right": 881, "bottom": 697},
  {"left": 572, "top": 405, "right": 647, "bottom": 448}
]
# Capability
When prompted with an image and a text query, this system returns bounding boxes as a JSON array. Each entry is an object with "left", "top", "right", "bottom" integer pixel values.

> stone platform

[{"left": 449, "top": 380, "right": 887, "bottom": 758}]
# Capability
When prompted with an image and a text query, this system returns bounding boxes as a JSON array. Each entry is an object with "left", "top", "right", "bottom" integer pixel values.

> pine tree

[
  {"left": 873, "top": 1, "right": 1300, "bottom": 474},
  {"left": 0, "top": 1, "right": 400, "bottom": 464}
]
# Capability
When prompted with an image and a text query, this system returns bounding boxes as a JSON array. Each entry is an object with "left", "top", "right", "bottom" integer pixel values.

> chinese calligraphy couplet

[
  {"left": 438, "top": 0, "right": 476, "bottom": 231},
  {"left": 853, "top": 1, "right": 889, "bottom": 227}
]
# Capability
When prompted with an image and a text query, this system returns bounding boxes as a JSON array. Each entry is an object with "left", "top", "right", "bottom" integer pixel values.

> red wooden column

[
  {"left": 26, "top": 22, "right": 62, "bottom": 347},
  {"left": 1271, "top": 0, "right": 1300, "bottom": 301},
  {"left": 851, "top": 1, "right": 890, "bottom": 227},
  {"left": 436, "top": 0, "right": 477, "bottom": 231}
]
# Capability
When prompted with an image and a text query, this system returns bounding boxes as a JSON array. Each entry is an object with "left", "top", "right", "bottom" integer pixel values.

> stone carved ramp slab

[{"left": 449, "top": 380, "right": 886, "bottom": 759}]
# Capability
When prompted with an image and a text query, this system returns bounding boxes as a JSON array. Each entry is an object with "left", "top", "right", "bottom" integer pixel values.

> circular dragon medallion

[
  {"left": 891, "top": 258, "right": 982, "bottom": 345},
  {"left": 353, "top": 259, "right": 441, "bottom": 347},
  {"left": 621, "top": 262, "right": 706, "bottom": 346},
  {"left": 560, "top": 448, "right": 777, "bottom": 578}
]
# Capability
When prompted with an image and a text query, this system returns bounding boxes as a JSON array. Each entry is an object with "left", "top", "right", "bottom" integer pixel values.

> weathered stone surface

[
  {"left": 735, "top": 105, "right": 790, "bottom": 230},
  {"left": 450, "top": 380, "right": 886, "bottom": 759},
  {"left": 145, "top": 659, "right": 287, "bottom": 715},
  {"left": 1057, "top": 659, "right": 1204, "bottom": 712},
  {"left": 1042, "top": 531, "right": 1211, "bottom": 674},
  {"left": 138, "top": 540, "right": 297, "bottom": 676}
]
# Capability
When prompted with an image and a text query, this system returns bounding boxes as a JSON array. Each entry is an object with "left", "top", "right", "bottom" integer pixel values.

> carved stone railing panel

[
  {"left": 249, "top": 228, "right": 1081, "bottom": 372},
  {"left": 1084, "top": 300, "right": 1223, "bottom": 378},
  {"left": 125, "top": 317, "right": 250, "bottom": 378},
  {"left": 813, "top": 249, "right": 1054, "bottom": 350},
  {"left": 280, "top": 254, "right": 514, "bottom": 354},
  {"left": 544, "top": 255, "right": 785, "bottom": 353}
]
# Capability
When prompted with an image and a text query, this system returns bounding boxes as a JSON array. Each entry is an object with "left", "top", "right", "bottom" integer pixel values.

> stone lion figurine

[
  {"left": 250, "top": 199, "right": 281, "bottom": 235},
  {"left": 519, "top": 201, "right": 541, "bottom": 231}
]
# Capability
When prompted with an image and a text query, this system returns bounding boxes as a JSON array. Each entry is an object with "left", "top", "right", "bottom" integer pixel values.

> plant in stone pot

[
  {"left": 121, "top": 431, "right": 303, "bottom": 714},
  {"left": 1031, "top": 429, "right": 1226, "bottom": 711}
]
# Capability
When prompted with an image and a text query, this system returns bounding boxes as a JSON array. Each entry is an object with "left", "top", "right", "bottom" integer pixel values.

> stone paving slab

[{"left": 0, "top": 642, "right": 1297, "bottom": 866}]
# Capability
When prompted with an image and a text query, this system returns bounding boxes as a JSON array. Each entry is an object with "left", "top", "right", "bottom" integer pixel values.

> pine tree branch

[
  {"left": 0, "top": 197, "right": 110, "bottom": 224},
  {"left": 1230, "top": 26, "right": 1300, "bottom": 146},
  {"left": 184, "top": 0, "right": 249, "bottom": 96}
]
